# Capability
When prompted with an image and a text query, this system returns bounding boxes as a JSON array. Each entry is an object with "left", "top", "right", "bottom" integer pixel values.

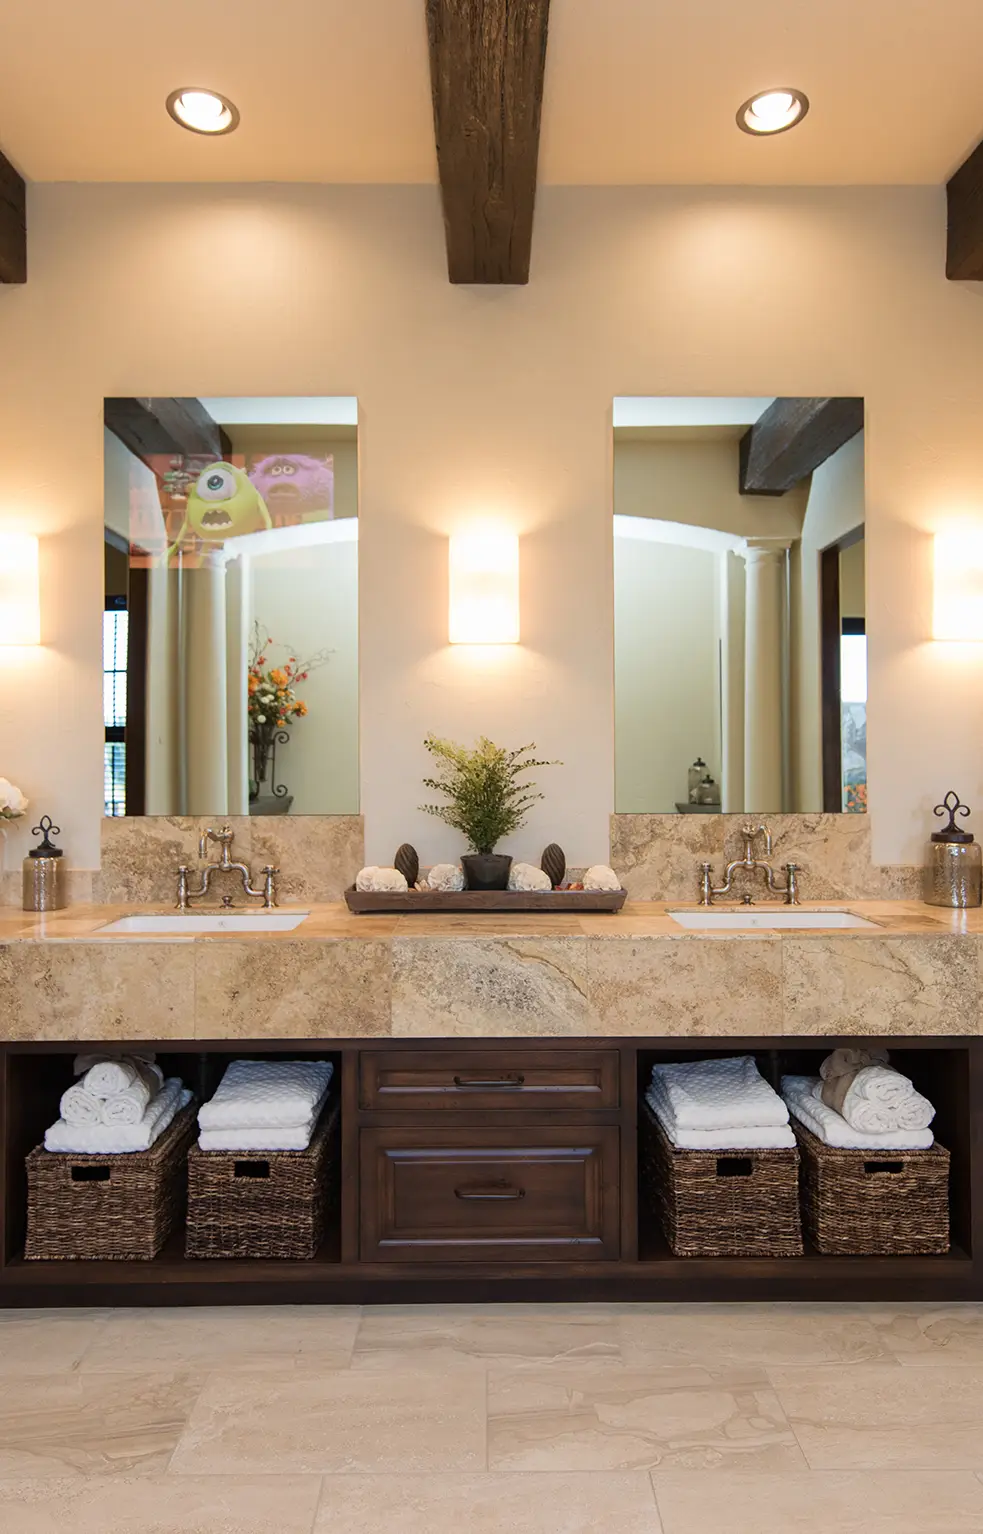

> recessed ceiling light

[
  {"left": 166, "top": 88, "right": 240, "bottom": 136},
  {"left": 736, "top": 88, "right": 809, "bottom": 136}
]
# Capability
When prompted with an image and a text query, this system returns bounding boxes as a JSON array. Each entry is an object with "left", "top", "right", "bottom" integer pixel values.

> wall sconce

[
  {"left": 933, "top": 530, "right": 983, "bottom": 640},
  {"left": 0, "top": 534, "right": 41, "bottom": 645},
  {"left": 448, "top": 531, "right": 520, "bottom": 644}
]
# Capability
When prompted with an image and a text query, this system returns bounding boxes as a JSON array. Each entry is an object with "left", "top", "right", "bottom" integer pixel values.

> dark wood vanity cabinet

[{"left": 357, "top": 1046, "right": 623, "bottom": 1263}]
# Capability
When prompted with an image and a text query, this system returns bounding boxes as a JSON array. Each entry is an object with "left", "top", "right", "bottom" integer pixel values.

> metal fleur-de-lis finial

[{"left": 933, "top": 791, "right": 971, "bottom": 836}]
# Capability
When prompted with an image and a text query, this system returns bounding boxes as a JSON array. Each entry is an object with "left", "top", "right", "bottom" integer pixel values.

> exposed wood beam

[
  {"left": 426, "top": 0, "right": 550, "bottom": 284},
  {"left": 739, "top": 397, "right": 864, "bottom": 496},
  {"left": 103, "top": 398, "right": 232, "bottom": 468},
  {"left": 947, "top": 136, "right": 983, "bottom": 279},
  {"left": 0, "top": 150, "right": 26, "bottom": 284}
]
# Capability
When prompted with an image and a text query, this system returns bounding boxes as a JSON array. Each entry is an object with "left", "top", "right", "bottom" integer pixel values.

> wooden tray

[{"left": 344, "top": 886, "right": 627, "bottom": 914}]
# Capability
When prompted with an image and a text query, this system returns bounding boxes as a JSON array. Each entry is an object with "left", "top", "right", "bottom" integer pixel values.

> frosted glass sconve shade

[
  {"left": 933, "top": 530, "right": 983, "bottom": 640},
  {"left": 448, "top": 531, "right": 520, "bottom": 644},
  {"left": 0, "top": 534, "right": 41, "bottom": 645}
]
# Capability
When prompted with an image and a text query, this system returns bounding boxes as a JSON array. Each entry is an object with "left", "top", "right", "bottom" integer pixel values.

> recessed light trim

[
  {"left": 166, "top": 88, "right": 240, "bottom": 136},
  {"left": 736, "top": 88, "right": 809, "bottom": 136}
]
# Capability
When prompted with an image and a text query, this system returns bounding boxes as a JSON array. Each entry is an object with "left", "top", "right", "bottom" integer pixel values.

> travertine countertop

[{"left": 1, "top": 900, "right": 980, "bottom": 1041}]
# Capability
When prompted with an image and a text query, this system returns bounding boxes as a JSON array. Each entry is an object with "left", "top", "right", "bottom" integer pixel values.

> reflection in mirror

[
  {"left": 103, "top": 397, "right": 358, "bottom": 817},
  {"left": 613, "top": 397, "right": 865, "bottom": 815}
]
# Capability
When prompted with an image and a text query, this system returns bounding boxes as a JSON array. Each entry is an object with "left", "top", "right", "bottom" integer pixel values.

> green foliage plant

[{"left": 420, "top": 735, "right": 559, "bottom": 855}]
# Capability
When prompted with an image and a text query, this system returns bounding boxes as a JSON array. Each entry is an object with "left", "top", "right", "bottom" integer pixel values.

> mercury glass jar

[
  {"left": 924, "top": 791, "right": 983, "bottom": 908},
  {"left": 22, "top": 816, "right": 67, "bottom": 912}
]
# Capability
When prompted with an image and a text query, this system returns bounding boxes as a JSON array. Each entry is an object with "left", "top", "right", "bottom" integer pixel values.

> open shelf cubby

[{"left": 0, "top": 1036, "right": 979, "bottom": 1306}]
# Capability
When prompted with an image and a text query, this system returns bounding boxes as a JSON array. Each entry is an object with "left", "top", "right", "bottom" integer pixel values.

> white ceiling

[{"left": 1, "top": 0, "right": 981, "bottom": 185}]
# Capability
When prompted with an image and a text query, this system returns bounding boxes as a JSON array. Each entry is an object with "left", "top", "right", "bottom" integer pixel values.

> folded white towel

[
  {"left": 649, "top": 1056, "right": 790, "bottom": 1131},
  {"left": 198, "top": 1118, "right": 318, "bottom": 1152},
  {"left": 782, "top": 1075, "right": 934, "bottom": 1151},
  {"left": 836, "top": 1066, "right": 935, "bottom": 1134},
  {"left": 44, "top": 1081, "right": 191, "bottom": 1155},
  {"left": 59, "top": 1083, "right": 103, "bottom": 1127},
  {"left": 76, "top": 1056, "right": 162, "bottom": 1099},
  {"left": 645, "top": 1090, "right": 795, "bottom": 1149},
  {"left": 198, "top": 1059, "right": 334, "bottom": 1131}
]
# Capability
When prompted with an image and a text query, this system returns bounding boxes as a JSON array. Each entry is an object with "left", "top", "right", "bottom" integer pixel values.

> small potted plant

[{"left": 421, "top": 735, "right": 558, "bottom": 890}]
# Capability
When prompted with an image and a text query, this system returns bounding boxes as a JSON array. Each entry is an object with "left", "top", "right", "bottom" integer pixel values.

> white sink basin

[
  {"left": 669, "top": 908, "right": 878, "bottom": 931},
  {"left": 97, "top": 911, "right": 311, "bottom": 935}
]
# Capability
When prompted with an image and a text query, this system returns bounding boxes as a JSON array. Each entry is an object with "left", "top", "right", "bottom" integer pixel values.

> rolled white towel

[
  {"left": 59, "top": 1083, "right": 103, "bottom": 1127},
  {"left": 649, "top": 1056, "right": 790, "bottom": 1131},
  {"left": 44, "top": 1080, "right": 191, "bottom": 1155},
  {"left": 782, "top": 1074, "right": 934, "bottom": 1151},
  {"left": 80, "top": 1057, "right": 164, "bottom": 1100},
  {"left": 198, "top": 1059, "right": 333, "bottom": 1131},
  {"left": 835, "top": 1067, "right": 935, "bottom": 1135},
  {"left": 101, "top": 1079, "right": 154, "bottom": 1128}
]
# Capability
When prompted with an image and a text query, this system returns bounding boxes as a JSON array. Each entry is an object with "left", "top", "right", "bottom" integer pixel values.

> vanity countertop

[{"left": 0, "top": 900, "right": 980, "bottom": 1041}]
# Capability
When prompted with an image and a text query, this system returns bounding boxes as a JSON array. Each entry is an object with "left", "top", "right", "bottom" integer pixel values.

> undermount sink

[
  {"left": 669, "top": 908, "right": 879, "bottom": 931},
  {"left": 97, "top": 911, "right": 311, "bottom": 935}
]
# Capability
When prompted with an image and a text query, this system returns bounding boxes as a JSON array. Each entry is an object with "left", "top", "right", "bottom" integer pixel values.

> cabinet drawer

[
  {"left": 359, "top": 1050, "right": 620, "bottom": 1113},
  {"left": 360, "top": 1125, "right": 620, "bottom": 1263}
]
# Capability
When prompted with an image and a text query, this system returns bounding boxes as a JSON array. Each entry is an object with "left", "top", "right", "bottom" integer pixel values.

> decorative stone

[
  {"left": 426, "top": 863, "right": 466, "bottom": 892},
  {"left": 508, "top": 861, "right": 552, "bottom": 892},
  {"left": 583, "top": 864, "right": 621, "bottom": 892},
  {"left": 541, "top": 842, "right": 566, "bottom": 889},
  {"left": 355, "top": 866, "right": 408, "bottom": 893},
  {"left": 394, "top": 843, "right": 420, "bottom": 889}
]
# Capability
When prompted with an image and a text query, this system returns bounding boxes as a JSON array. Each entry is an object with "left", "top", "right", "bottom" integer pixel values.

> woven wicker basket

[
  {"left": 24, "top": 1103, "right": 197, "bottom": 1262},
  {"left": 185, "top": 1098, "right": 339, "bottom": 1260},
  {"left": 793, "top": 1121, "right": 950, "bottom": 1255},
  {"left": 640, "top": 1097, "right": 803, "bottom": 1258}
]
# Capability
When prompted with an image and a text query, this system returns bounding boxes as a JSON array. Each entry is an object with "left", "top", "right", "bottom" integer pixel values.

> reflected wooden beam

[
  {"left": 947, "top": 136, "right": 983, "bottom": 279},
  {"left": 0, "top": 150, "right": 26, "bottom": 284},
  {"left": 739, "top": 397, "right": 864, "bottom": 496},
  {"left": 426, "top": 0, "right": 550, "bottom": 284},
  {"left": 104, "top": 398, "right": 232, "bottom": 467}
]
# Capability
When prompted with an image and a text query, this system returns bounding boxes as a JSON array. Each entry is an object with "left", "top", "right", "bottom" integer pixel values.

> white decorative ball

[
  {"left": 508, "top": 861, "right": 553, "bottom": 892},
  {"left": 583, "top": 864, "right": 621, "bottom": 892},
  {"left": 427, "top": 863, "right": 465, "bottom": 892},
  {"left": 355, "top": 866, "right": 409, "bottom": 893}
]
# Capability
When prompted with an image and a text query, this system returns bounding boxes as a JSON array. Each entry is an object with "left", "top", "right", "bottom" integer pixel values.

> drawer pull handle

[
  {"left": 454, "top": 1181, "right": 526, "bottom": 1201},
  {"left": 453, "top": 1074, "right": 525, "bottom": 1090}
]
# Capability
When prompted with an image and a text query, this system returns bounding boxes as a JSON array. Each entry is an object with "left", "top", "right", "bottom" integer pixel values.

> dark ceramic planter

[{"left": 461, "top": 853, "right": 513, "bottom": 891}]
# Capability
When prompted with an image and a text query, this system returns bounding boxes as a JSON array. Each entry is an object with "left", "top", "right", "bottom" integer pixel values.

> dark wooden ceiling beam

[
  {"left": 739, "top": 397, "right": 865, "bottom": 496},
  {"left": 947, "top": 136, "right": 983, "bottom": 279},
  {"left": 104, "top": 398, "right": 232, "bottom": 467},
  {"left": 0, "top": 150, "right": 26, "bottom": 284},
  {"left": 426, "top": 0, "right": 550, "bottom": 284}
]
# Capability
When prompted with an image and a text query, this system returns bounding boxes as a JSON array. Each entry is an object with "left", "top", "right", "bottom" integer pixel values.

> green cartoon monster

[{"left": 167, "top": 463, "right": 271, "bottom": 557}]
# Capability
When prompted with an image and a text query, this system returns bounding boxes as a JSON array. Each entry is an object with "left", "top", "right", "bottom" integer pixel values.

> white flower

[
  {"left": 256, "top": 714, "right": 267, "bottom": 724},
  {"left": 0, "top": 778, "right": 27, "bottom": 819}
]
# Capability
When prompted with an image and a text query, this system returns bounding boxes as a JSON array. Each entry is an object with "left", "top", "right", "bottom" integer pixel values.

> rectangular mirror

[
  {"left": 103, "top": 396, "right": 358, "bottom": 817},
  {"left": 613, "top": 397, "right": 865, "bottom": 815}
]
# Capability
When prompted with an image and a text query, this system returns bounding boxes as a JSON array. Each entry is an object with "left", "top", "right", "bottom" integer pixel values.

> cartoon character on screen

[
  {"left": 167, "top": 463, "right": 272, "bottom": 558},
  {"left": 248, "top": 454, "right": 334, "bottom": 523}
]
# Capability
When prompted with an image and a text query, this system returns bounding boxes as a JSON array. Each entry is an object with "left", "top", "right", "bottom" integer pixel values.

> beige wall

[
  {"left": 614, "top": 437, "right": 806, "bottom": 539},
  {"left": 0, "top": 185, "right": 978, "bottom": 872}
]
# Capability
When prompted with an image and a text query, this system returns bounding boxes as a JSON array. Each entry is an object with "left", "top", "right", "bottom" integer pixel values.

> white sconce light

[
  {"left": 0, "top": 534, "right": 41, "bottom": 645},
  {"left": 448, "top": 530, "right": 520, "bottom": 644},
  {"left": 933, "top": 530, "right": 983, "bottom": 640}
]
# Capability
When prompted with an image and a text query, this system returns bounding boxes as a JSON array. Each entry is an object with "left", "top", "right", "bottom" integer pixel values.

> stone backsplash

[{"left": 610, "top": 813, "right": 922, "bottom": 903}]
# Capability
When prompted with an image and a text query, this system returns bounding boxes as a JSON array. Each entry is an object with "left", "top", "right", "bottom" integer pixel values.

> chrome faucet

[
  {"left": 176, "top": 826, "right": 279, "bottom": 912},
  {"left": 698, "top": 823, "right": 800, "bottom": 906}
]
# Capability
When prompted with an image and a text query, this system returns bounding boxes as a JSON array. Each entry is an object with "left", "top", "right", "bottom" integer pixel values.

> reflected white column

[
  {"left": 145, "top": 557, "right": 181, "bottom": 814},
  {"left": 743, "top": 539, "right": 790, "bottom": 812},
  {"left": 224, "top": 554, "right": 250, "bottom": 816},
  {"left": 184, "top": 549, "right": 229, "bottom": 815}
]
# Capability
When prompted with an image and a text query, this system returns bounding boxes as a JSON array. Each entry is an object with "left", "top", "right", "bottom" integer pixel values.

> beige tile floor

[{"left": 2, "top": 1302, "right": 983, "bottom": 1531}]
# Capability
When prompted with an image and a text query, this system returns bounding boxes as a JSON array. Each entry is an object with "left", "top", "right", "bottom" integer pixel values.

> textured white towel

[
  {"left": 782, "top": 1075, "right": 934, "bottom": 1151},
  {"left": 649, "top": 1056, "right": 790, "bottom": 1130},
  {"left": 838, "top": 1067, "right": 935, "bottom": 1134},
  {"left": 101, "top": 1076, "right": 154, "bottom": 1128},
  {"left": 198, "top": 1059, "right": 334, "bottom": 1131},
  {"left": 44, "top": 1081, "right": 191, "bottom": 1154},
  {"left": 198, "top": 1118, "right": 318, "bottom": 1152},
  {"left": 59, "top": 1082, "right": 103, "bottom": 1127},
  {"left": 645, "top": 1090, "right": 795, "bottom": 1149}
]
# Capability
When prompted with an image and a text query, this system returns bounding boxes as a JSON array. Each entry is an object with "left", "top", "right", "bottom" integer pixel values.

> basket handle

[
  {"left": 233, "top": 1160, "right": 271, "bottom": 1179},
  {"left": 863, "top": 1160, "right": 904, "bottom": 1175},
  {"left": 71, "top": 1165, "right": 111, "bottom": 1183},
  {"left": 715, "top": 1157, "right": 753, "bottom": 1179}
]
